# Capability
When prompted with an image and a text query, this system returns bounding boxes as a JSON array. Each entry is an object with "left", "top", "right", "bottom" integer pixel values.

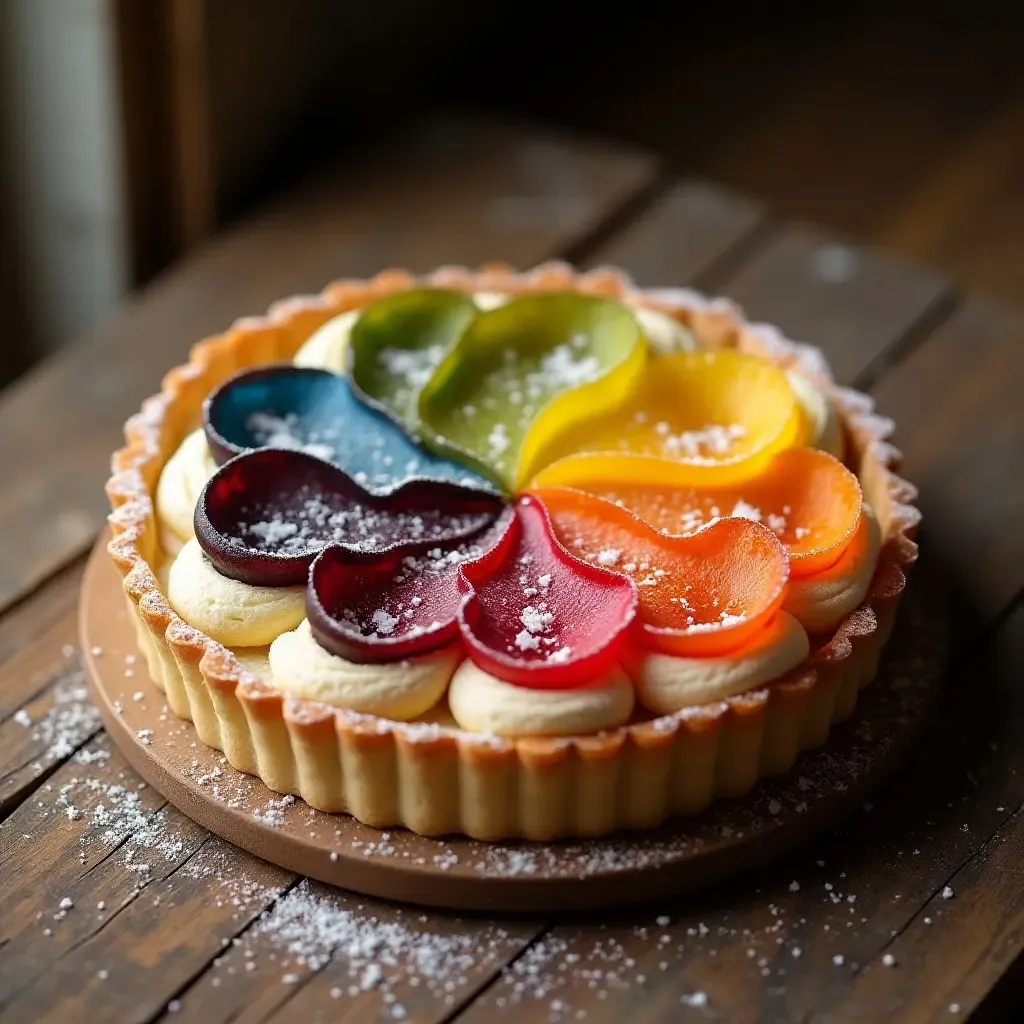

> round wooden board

[{"left": 80, "top": 535, "right": 946, "bottom": 913}]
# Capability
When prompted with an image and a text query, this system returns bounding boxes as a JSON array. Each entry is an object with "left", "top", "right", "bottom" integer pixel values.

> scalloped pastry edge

[{"left": 104, "top": 261, "right": 919, "bottom": 841}]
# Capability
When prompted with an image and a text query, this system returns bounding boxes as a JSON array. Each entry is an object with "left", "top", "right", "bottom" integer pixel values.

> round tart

[{"left": 106, "top": 263, "right": 919, "bottom": 841}]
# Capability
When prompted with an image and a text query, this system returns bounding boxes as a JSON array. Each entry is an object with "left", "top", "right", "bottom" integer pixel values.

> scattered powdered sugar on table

[
  {"left": 215, "top": 880, "right": 522, "bottom": 1018},
  {"left": 19, "top": 669, "right": 102, "bottom": 763}
]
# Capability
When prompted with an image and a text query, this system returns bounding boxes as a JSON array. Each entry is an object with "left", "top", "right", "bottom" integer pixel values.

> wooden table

[{"left": 1, "top": 118, "right": 1022, "bottom": 1024}]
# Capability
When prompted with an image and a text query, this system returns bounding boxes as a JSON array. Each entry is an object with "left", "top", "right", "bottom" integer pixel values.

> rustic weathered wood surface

[{"left": 0, "top": 117, "right": 1021, "bottom": 1023}]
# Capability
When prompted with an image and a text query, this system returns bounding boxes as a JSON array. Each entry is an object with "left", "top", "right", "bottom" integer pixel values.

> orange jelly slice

[
  {"left": 542, "top": 448, "right": 862, "bottom": 578},
  {"left": 533, "top": 487, "right": 790, "bottom": 657}
]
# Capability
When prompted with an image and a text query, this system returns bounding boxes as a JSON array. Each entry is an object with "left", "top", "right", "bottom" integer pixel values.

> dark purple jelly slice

[
  {"left": 307, "top": 510, "right": 511, "bottom": 663},
  {"left": 195, "top": 448, "right": 505, "bottom": 587}
]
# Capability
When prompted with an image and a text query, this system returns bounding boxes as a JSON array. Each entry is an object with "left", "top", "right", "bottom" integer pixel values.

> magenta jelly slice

[{"left": 457, "top": 495, "right": 637, "bottom": 689}]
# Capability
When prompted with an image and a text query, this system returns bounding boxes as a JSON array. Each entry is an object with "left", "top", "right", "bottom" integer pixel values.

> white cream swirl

[
  {"left": 155, "top": 428, "right": 217, "bottom": 554},
  {"left": 624, "top": 611, "right": 809, "bottom": 714},
  {"left": 269, "top": 620, "right": 456, "bottom": 719},
  {"left": 448, "top": 661, "right": 634, "bottom": 736},
  {"left": 633, "top": 306, "right": 698, "bottom": 355},
  {"left": 293, "top": 309, "right": 360, "bottom": 372},
  {"left": 473, "top": 291, "right": 511, "bottom": 311},
  {"left": 784, "top": 505, "right": 882, "bottom": 634},
  {"left": 787, "top": 370, "right": 844, "bottom": 459},
  {"left": 167, "top": 539, "right": 305, "bottom": 647}
]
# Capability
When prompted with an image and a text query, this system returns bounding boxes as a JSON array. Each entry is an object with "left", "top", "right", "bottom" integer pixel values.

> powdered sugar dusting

[{"left": 209, "top": 880, "right": 525, "bottom": 1017}]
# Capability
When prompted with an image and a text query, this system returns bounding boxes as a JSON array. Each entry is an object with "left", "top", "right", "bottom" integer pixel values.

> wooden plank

[
  {"left": 157, "top": 880, "right": 537, "bottom": 1024},
  {"left": 701, "top": 7, "right": 1024, "bottom": 243},
  {"left": 0, "top": 733, "right": 539, "bottom": 1024},
  {"left": 871, "top": 299, "right": 1024, "bottom": 621},
  {"left": 0, "top": 557, "right": 84, "bottom": 687},
  {"left": 719, "top": 227, "right": 951, "bottom": 387},
  {"left": 0, "top": 647, "right": 101, "bottom": 819},
  {"left": 0, "top": 118, "right": 657, "bottom": 616},
  {"left": 0, "top": 737, "right": 296, "bottom": 1023},
  {"left": 582, "top": 180, "right": 763, "bottom": 286}
]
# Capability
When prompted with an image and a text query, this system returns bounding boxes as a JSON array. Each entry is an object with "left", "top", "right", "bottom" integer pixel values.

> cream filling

[
  {"left": 473, "top": 291, "right": 511, "bottom": 311},
  {"left": 269, "top": 620, "right": 456, "bottom": 719},
  {"left": 784, "top": 505, "right": 882, "bottom": 634},
  {"left": 155, "top": 428, "right": 217, "bottom": 555},
  {"left": 624, "top": 611, "right": 809, "bottom": 714},
  {"left": 292, "top": 309, "right": 360, "bottom": 372},
  {"left": 232, "top": 646, "right": 271, "bottom": 681},
  {"left": 633, "top": 306, "right": 698, "bottom": 355},
  {"left": 448, "top": 660, "right": 634, "bottom": 737},
  {"left": 167, "top": 539, "right": 305, "bottom": 647},
  {"left": 787, "top": 370, "right": 844, "bottom": 459}
]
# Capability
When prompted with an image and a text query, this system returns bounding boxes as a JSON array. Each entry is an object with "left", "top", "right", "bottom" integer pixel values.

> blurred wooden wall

[
  {"left": 122, "top": 0, "right": 499, "bottom": 283},
  {"left": 0, "top": 0, "right": 498, "bottom": 385}
]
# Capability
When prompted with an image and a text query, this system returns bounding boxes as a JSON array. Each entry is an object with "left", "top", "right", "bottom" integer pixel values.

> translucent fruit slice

[
  {"left": 347, "top": 288, "right": 479, "bottom": 434},
  {"left": 529, "top": 349, "right": 804, "bottom": 489},
  {"left": 195, "top": 448, "right": 505, "bottom": 587},
  {"left": 307, "top": 512, "right": 511, "bottom": 663},
  {"left": 204, "top": 365, "right": 494, "bottom": 493},
  {"left": 417, "top": 294, "right": 645, "bottom": 491},
  {"left": 556, "top": 448, "right": 862, "bottom": 578},
  {"left": 457, "top": 495, "right": 637, "bottom": 689},
  {"left": 534, "top": 487, "right": 790, "bottom": 657}
]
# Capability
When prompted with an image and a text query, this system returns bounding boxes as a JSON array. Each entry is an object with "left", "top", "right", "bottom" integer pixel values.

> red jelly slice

[
  {"left": 307, "top": 512, "right": 510, "bottom": 663},
  {"left": 457, "top": 495, "right": 637, "bottom": 689},
  {"left": 534, "top": 487, "right": 790, "bottom": 657},
  {"left": 196, "top": 448, "right": 505, "bottom": 587}
]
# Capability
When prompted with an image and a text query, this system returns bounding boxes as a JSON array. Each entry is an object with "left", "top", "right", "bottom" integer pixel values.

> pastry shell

[{"left": 105, "top": 263, "right": 919, "bottom": 841}]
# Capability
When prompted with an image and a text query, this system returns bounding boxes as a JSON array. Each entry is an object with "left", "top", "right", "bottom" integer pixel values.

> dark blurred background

[{"left": 2, "top": 0, "right": 1023, "bottom": 387}]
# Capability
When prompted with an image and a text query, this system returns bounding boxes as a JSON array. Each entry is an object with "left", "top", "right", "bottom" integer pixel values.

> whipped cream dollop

[
  {"left": 783, "top": 504, "right": 882, "bottom": 634},
  {"left": 625, "top": 611, "right": 810, "bottom": 714},
  {"left": 632, "top": 306, "right": 698, "bottom": 355},
  {"left": 448, "top": 660, "right": 635, "bottom": 736},
  {"left": 269, "top": 620, "right": 457, "bottom": 719},
  {"left": 787, "top": 370, "right": 844, "bottom": 459},
  {"left": 292, "top": 309, "right": 360, "bottom": 372},
  {"left": 155, "top": 428, "right": 217, "bottom": 554},
  {"left": 167, "top": 539, "right": 305, "bottom": 647}
]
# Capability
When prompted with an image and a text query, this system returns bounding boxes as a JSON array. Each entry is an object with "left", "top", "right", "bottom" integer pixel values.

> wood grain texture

[
  {"left": 582, "top": 180, "right": 763, "bottom": 287},
  {"left": 0, "top": 557, "right": 84, "bottom": 701},
  {"left": 0, "top": 118, "right": 657, "bottom": 618},
  {"left": 159, "top": 880, "right": 537, "bottom": 1024},
  {"left": 871, "top": 300, "right": 1024, "bottom": 622},
  {"left": 0, "top": 639, "right": 100, "bottom": 819},
  {"left": 720, "top": 228, "right": 951, "bottom": 388}
]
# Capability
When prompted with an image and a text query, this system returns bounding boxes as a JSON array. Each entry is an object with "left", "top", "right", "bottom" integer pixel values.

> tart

[{"left": 106, "top": 263, "right": 919, "bottom": 841}]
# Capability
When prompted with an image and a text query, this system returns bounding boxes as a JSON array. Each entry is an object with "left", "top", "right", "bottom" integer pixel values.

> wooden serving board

[{"left": 80, "top": 534, "right": 947, "bottom": 914}]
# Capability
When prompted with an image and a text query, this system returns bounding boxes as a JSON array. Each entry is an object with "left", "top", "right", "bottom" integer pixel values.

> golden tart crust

[{"left": 105, "top": 263, "right": 919, "bottom": 841}]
